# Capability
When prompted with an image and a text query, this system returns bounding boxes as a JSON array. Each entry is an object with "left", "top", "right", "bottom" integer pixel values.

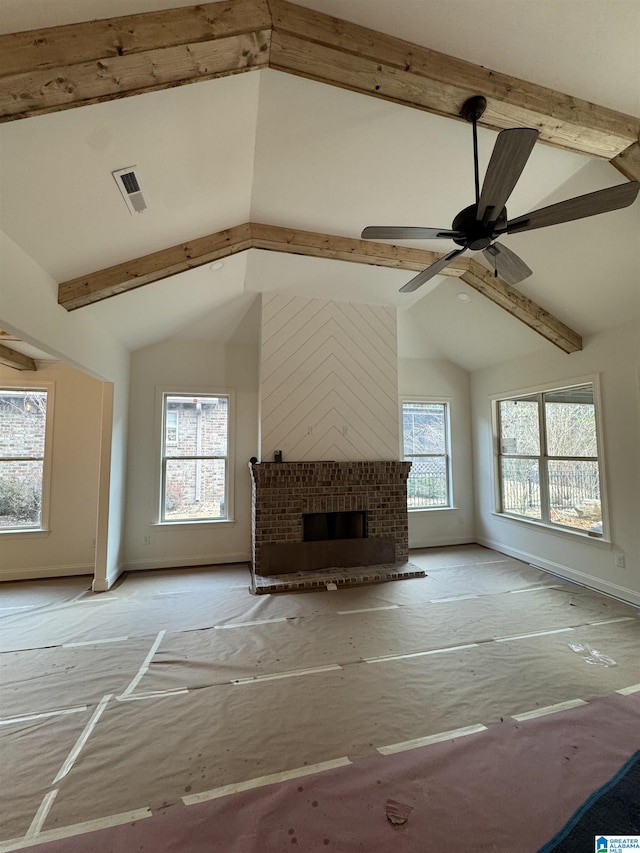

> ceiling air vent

[{"left": 112, "top": 166, "right": 148, "bottom": 214}]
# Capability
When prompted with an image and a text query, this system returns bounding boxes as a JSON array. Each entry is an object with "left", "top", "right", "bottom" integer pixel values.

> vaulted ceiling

[{"left": 0, "top": 0, "right": 638, "bottom": 371}]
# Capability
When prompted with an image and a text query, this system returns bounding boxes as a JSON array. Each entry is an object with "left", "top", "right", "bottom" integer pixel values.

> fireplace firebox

[{"left": 303, "top": 511, "right": 367, "bottom": 542}]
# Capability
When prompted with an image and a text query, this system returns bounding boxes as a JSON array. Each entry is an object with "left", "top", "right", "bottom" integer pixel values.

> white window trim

[
  {"left": 400, "top": 396, "right": 454, "bottom": 511},
  {"left": 154, "top": 385, "right": 235, "bottom": 526},
  {"left": 0, "top": 380, "right": 55, "bottom": 535},
  {"left": 490, "top": 374, "right": 610, "bottom": 542}
]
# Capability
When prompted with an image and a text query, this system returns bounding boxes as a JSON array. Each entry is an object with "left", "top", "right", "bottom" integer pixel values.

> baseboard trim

[
  {"left": 121, "top": 552, "right": 251, "bottom": 572},
  {"left": 93, "top": 564, "right": 123, "bottom": 593},
  {"left": 0, "top": 564, "right": 93, "bottom": 583},
  {"left": 476, "top": 535, "right": 640, "bottom": 608},
  {"left": 409, "top": 535, "right": 475, "bottom": 550}
]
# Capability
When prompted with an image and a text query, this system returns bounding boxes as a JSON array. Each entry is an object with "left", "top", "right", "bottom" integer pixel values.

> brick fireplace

[{"left": 250, "top": 461, "right": 411, "bottom": 578}]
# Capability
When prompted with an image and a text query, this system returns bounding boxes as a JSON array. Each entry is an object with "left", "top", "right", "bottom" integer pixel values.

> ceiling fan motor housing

[{"left": 452, "top": 204, "right": 507, "bottom": 250}]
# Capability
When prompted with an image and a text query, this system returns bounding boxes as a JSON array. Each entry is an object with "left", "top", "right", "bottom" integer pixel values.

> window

[
  {"left": 402, "top": 400, "right": 451, "bottom": 508},
  {"left": 496, "top": 382, "right": 604, "bottom": 535},
  {"left": 0, "top": 387, "right": 51, "bottom": 531},
  {"left": 160, "top": 393, "right": 230, "bottom": 523}
]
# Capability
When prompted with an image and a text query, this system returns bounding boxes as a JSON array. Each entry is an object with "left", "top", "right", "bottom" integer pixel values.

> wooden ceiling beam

[
  {"left": 612, "top": 142, "right": 640, "bottom": 182},
  {"left": 267, "top": 0, "right": 638, "bottom": 161},
  {"left": 0, "top": 342, "right": 37, "bottom": 371},
  {"left": 57, "top": 223, "right": 465, "bottom": 310},
  {"left": 1, "top": 0, "right": 272, "bottom": 76},
  {"left": 0, "top": 0, "right": 271, "bottom": 121},
  {"left": 57, "top": 222, "right": 581, "bottom": 354},
  {"left": 249, "top": 223, "right": 468, "bottom": 274},
  {"left": 58, "top": 224, "right": 253, "bottom": 310},
  {"left": 1, "top": 0, "right": 638, "bottom": 170},
  {"left": 461, "top": 261, "right": 582, "bottom": 354}
]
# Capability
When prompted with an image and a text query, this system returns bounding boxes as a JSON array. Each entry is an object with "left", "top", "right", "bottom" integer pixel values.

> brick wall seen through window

[{"left": 0, "top": 389, "right": 49, "bottom": 530}]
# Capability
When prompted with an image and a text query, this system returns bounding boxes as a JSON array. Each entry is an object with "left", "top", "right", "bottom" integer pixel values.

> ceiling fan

[{"left": 361, "top": 95, "right": 640, "bottom": 292}]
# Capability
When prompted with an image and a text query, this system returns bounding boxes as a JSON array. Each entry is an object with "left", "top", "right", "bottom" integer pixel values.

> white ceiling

[{"left": 0, "top": 0, "right": 638, "bottom": 371}]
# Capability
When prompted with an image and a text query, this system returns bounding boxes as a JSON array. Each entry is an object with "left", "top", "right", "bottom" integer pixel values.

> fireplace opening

[{"left": 303, "top": 511, "right": 367, "bottom": 542}]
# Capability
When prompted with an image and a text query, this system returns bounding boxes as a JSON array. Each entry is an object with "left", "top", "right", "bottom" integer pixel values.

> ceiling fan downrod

[{"left": 460, "top": 95, "right": 487, "bottom": 208}]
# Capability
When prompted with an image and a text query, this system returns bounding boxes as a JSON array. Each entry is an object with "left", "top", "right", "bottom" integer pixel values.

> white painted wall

[
  {"left": 399, "top": 358, "right": 475, "bottom": 549},
  {"left": 124, "top": 339, "right": 259, "bottom": 570},
  {"left": 0, "top": 363, "right": 103, "bottom": 581},
  {"left": 471, "top": 319, "right": 640, "bottom": 605},
  {"left": 0, "top": 230, "right": 130, "bottom": 590},
  {"left": 260, "top": 294, "right": 399, "bottom": 462},
  {"left": 0, "top": 232, "right": 129, "bottom": 383},
  {"left": 93, "top": 378, "right": 131, "bottom": 592}
]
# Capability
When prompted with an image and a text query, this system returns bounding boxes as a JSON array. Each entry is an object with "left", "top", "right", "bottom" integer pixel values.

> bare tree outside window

[
  {"left": 0, "top": 389, "right": 48, "bottom": 530},
  {"left": 497, "top": 384, "right": 603, "bottom": 533},
  {"left": 402, "top": 401, "right": 451, "bottom": 508}
]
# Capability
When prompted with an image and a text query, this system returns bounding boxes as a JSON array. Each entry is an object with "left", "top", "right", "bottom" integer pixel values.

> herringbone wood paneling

[{"left": 260, "top": 294, "right": 399, "bottom": 461}]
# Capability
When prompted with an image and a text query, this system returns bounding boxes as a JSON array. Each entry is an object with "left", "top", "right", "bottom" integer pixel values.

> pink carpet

[{"left": 22, "top": 691, "right": 639, "bottom": 853}]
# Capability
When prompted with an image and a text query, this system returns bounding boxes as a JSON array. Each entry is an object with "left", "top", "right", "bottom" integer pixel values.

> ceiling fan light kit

[{"left": 361, "top": 95, "right": 639, "bottom": 292}]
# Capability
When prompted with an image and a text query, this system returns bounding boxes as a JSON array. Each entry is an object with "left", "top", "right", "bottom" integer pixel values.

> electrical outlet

[
  {"left": 343, "top": 425, "right": 349, "bottom": 436},
  {"left": 614, "top": 553, "right": 625, "bottom": 568},
  {"left": 143, "top": 534, "right": 151, "bottom": 545},
  {"left": 308, "top": 426, "right": 313, "bottom": 435}
]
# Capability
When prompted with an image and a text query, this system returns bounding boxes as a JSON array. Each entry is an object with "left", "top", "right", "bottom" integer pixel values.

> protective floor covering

[{"left": 0, "top": 544, "right": 638, "bottom": 852}]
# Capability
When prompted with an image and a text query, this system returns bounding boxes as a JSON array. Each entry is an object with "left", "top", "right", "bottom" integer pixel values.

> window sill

[
  {"left": 491, "top": 511, "right": 610, "bottom": 546},
  {"left": 0, "top": 528, "right": 50, "bottom": 539},
  {"left": 408, "top": 506, "right": 456, "bottom": 513},
  {"left": 152, "top": 519, "right": 236, "bottom": 531}
]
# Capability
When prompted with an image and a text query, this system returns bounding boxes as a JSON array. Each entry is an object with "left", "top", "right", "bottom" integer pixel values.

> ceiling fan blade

[
  {"left": 506, "top": 181, "right": 640, "bottom": 234},
  {"left": 361, "top": 226, "right": 463, "bottom": 240},
  {"left": 483, "top": 242, "right": 533, "bottom": 285},
  {"left": 477, "top": 128, "right": 539, "bottom": 222},
  {"left": 399, "top": 247, "right": 467, "bottom": 293}
]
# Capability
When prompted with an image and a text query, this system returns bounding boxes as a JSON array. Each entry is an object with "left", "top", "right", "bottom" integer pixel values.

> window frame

[
  {"left": 401, "top": 397, "right": 453, "bottom": 511},
  {"left": 156, "top": 387, "right": 235, "bottom": 526},
  {"left": 492, "top": 376, "right": 609, "bottom": 541},
  {"left": 0, "top": 381, "right": 55, "bottom": 535}
]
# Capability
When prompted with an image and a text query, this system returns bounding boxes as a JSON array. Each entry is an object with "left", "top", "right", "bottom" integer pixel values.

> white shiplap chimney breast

[{"left": 259, "top": 293, "right": 399, "bottom": 462}]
